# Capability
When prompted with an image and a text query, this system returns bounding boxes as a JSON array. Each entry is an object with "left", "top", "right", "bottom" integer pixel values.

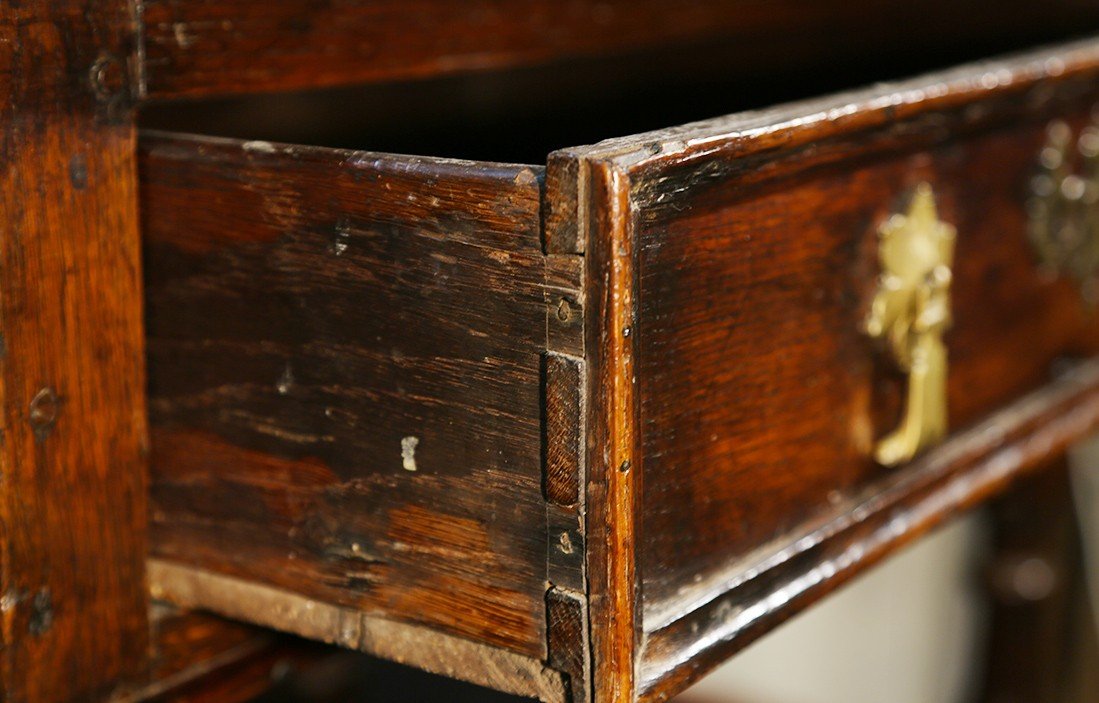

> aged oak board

[
  {"left": 138, "top": 0, "right": 1099, "bottom": 100},
  {"left": 0, "top": 3, "right": 150, "bottom": 701}
]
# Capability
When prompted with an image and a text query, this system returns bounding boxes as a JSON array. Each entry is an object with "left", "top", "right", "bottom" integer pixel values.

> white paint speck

[
  {"left": 276, "top": 363, "right": 294, "bottom": 395},
  {"left": 242, "top": 140, "right": 277, "bottom": 154},
  {"left": 331, "top": 220, "right": 351, "bottom": 256},
  {"left": 400, "top": 436, "right": 419, "bottom": 472},
  {"left": 173, "top": 22, "right": 195, "bottom": 48},
  {"left": 0, "top": 590, "right": 19, "bottom": 613}
]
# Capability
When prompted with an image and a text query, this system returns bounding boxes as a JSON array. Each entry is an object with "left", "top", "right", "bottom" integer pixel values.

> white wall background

[{"left": 674, "top": 514, "right": 989, "bottom": 703}]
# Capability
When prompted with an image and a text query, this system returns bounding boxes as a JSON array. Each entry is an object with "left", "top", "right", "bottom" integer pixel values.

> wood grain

[
  {"left": 148, "top": 607, "right": 271, "bottom": 688},
  {"left": 0, "top": 3, "right": 150, "bottom": 701},
  {"left": 117, "top": 607, "right": 323, "bottom": 703},
  {"left": 141, "top": 132, "right": 555, "bottom": 658},
  {"left": 582, "top": 161, "right": 641, "bottom": 703},
  {"left": 137, "top": 0, "right": 1099, "bottom": 100},
  {"left": 147, "top": 560, "right": 567, "bottom": 702},
  {"left": 545, "top": 353, "right": 583, "bottom": 507},
  {"left": 544, "top": 252, "right": 587, "bottom": 703},
  {"left": 548, "top": 37, "right": 1099, "bottom": 702},
  {"left": 546, "top": 588, "right": 588, "bottom": 703}
]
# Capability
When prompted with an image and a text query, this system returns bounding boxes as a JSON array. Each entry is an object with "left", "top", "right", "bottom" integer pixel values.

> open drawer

[{"left": 143, "top": 37, "right": 1099, "bottom": 703}]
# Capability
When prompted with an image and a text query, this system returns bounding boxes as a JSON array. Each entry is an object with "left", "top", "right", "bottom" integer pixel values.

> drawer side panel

[{"left": 141, "top": 133, "right": 550, "bottom": 658}]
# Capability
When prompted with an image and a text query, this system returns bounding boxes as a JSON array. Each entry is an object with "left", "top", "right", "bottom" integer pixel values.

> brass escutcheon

[
  {"left": 1028, "top": 117, "right": 1099, "bottom": 302},
  {"left": 866, "top": 183, "right": 955, "bottom": 467}
]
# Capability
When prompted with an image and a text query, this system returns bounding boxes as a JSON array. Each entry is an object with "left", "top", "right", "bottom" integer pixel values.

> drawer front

[
  {"left": 549, "top": 37, "right": 1099, "bottom": 702},
  {"left": 632, "top": 112, "right": 1099, "bottom": 609}
]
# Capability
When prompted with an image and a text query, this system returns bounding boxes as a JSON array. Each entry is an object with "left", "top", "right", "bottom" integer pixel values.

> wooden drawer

[{"left": 144, "top": 37, "right": 1099, "bottom": 703}]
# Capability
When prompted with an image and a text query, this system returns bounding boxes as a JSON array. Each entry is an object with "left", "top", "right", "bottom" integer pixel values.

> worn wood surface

[
  {"left": 545, "top": 354, "right": 583, "bottom": 507},
  {"left": 137, "top": 0, "right": 1099, "bottom": 100},
  {"left": 0, "top": 3, "right": 151, "bottom": 701},
  {"left": 141, "top": 132, "right": 574, "bottom": 661},
  {"left": 579, "top": 160, "right": 641, "bottom": 703},
  {"left": 544, "top": 247, "right": 587, "bottom": 703},
  {"left": 147, "top": 560, "right": 567, "bottom": 701},
  {"left": 545, "top": 588, "right": 588, "bottom": 703},
  {"left": 546, "top": 38, "right": 1099, "bottom": 701}
]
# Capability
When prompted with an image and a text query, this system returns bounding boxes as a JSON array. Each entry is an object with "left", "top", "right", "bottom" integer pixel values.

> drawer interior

[{"left": 140, "top": 26, "right": 1099, "bottom": 164}]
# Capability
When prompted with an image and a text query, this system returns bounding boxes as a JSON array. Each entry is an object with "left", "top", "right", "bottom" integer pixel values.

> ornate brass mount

[
  {"left": 865, "top": 183, "right": 955, "bottom": 467},
  {"left": 1028, "top": 119, "right": 1099, "bottom": 302}
]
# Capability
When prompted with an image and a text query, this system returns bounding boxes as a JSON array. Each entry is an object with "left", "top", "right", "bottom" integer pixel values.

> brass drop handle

[{"left": 865, "top": 183, "right": 955, "bottom": 466}]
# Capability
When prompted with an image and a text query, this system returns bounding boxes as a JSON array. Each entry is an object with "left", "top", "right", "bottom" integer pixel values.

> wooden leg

[
  {"left": 0, "top": 3, "right": 149, "bottom": 701},
  {"left": 978, "top": 462, "right": 1085, "bottom": 703}
]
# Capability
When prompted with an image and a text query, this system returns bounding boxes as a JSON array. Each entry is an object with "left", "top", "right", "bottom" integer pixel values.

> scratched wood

[
  {"left": 140, "top": 131, "right": 577, "bottom": 661},
  {"left": 546, "top": 38, "right": 1099, "bottom": 701},
  {"left": 0, "top": 3, "right": 151, "bottom": 701},
  {"left": 137, "top": 0, "right": 1099, "bottom": 100}
]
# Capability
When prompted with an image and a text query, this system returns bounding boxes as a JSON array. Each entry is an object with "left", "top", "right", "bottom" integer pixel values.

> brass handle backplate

[
  {"left": 865, "top": 183, "right": 955, "bottom": 466},
  {"left": 1027, "top": 118, "right": 1099, "bottom": 302}
]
